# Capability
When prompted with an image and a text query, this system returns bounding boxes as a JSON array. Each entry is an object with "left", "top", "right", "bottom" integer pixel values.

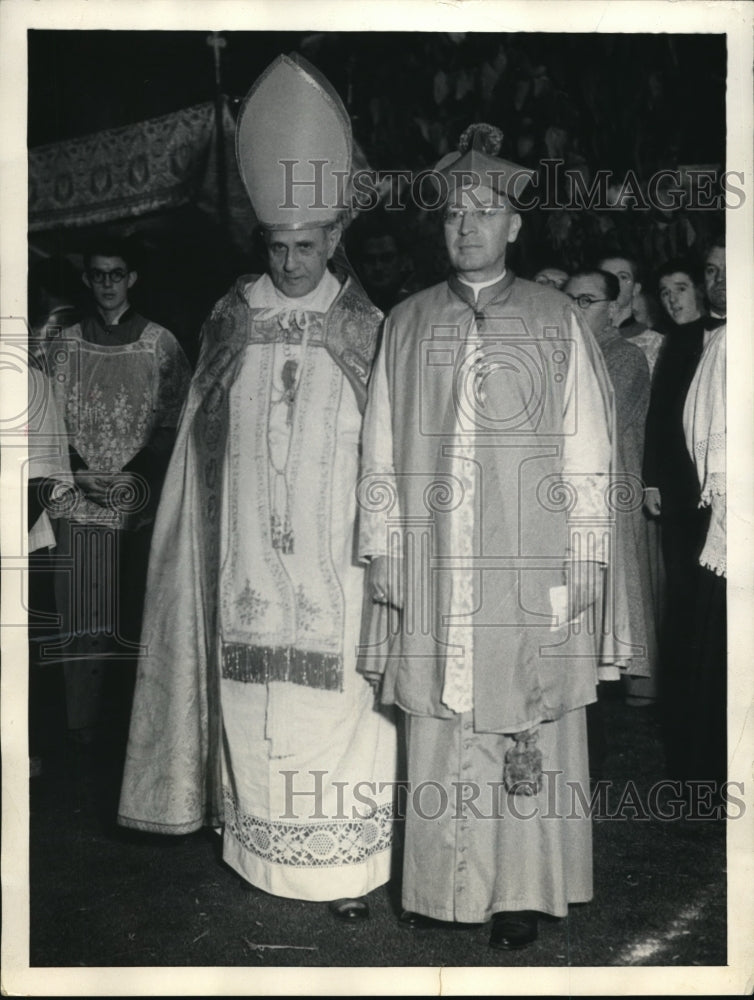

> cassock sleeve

[
  {"left": 616, "top": 347, "right": 650, "bottom": 438},
  {"left": 561, "top": 311, "right": 614, "bottom": 566},
  {"left": 357, "top": 321, "right": 402, "bottom": 561},
  {"left": 683, "top": 326, "right": 726, "bottom": 576},
  {"left": 153, "top": 328, "right": 193, "bottom": 429}
]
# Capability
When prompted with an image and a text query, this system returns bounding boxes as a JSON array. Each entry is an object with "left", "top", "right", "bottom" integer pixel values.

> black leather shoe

[
  {"left": 398, "top": 909, "right": 441, "bottom": 930},
  {"left": 328, "top": 897, "right": 370, "bottom": 921},
  {"left": 489, "top": 910, "right": 539, "bottom": 950}
]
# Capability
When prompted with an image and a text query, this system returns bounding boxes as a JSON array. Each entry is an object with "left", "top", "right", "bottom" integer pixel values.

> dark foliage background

[{"left": 28, "top": 31, "right": 726, "bottom": 172}]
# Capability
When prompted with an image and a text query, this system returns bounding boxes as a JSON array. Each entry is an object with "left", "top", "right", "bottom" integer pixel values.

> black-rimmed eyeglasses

[
  {"left": 566, "top": 293, "right": 610, "bottom": 309},
  {"left": 88, "top": 268, "right": 128, "bottom": 285}
]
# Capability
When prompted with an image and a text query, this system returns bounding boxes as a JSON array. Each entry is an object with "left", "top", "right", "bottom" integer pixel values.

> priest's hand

[
  {"left": 74, "top": 470, "right": 113, "bottom": 505},
  {"left": 369, "top": 555, "right": 403, "bottom": 610},
  {"left": 643, "top": 486, "right": 661, "bottom": 517}
]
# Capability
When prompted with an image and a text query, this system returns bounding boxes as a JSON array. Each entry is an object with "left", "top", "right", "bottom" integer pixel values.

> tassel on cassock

[{"left": 503, "top": 728, "right": 543, "bottom": 796}]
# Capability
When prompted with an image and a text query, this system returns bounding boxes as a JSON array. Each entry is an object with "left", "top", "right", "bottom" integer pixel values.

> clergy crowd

[{"left": 27, "top": 53, "right": 727, "bottom": 955}]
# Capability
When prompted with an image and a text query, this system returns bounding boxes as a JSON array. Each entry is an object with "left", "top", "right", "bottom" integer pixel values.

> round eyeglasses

[
  {"left": 566, "top": 293, "right": 610, "bottom": 309},
  {"left": 88, "top": 268, "right": 128, "bottom": 285}
]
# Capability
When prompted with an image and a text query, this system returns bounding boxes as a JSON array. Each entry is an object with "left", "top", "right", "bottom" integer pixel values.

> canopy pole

[{"left": 206, "top": 32, "right": 229, "bottom": 232}]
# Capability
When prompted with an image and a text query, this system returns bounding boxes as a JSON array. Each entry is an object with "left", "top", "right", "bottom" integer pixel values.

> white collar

[
  {"left": 97, "top": 302, "right": 130, "bottom": 326},
  {"left": 245, "top": 270, "right": 341, "bottom": 314},
  {"left": 457, "top": 270, "right": 507, "bottom": 303}
]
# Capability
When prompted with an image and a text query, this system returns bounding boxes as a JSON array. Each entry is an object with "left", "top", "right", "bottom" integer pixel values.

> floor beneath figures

[{"left": 27, "top": 669, "right": 727, "bottom": 971}]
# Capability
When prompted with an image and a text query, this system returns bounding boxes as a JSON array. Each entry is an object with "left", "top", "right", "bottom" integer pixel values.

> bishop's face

[
  {"left": 443, "top": 186, "right": 522, "bottom": 283},
  {"left": 265, "top": 225, "right": 339, "bottom": 298}
]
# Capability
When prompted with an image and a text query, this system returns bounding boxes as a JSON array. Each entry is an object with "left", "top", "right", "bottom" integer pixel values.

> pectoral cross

[
  {"left": 271, "top": 512, "right": 294, "bottom": 554},
  {"left": 281, "top": 359, "right": 298, "bottom": 426}
]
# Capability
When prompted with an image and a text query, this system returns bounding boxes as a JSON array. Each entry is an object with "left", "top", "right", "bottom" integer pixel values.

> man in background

[
  {"left": 350, "top": 212, "right": 414, "bottom": 313},
  {"left": 598, "top": 253, "right": 664, "bottom": 377},
  {"left": 703, "top": 234, "right": 726, "bottom": 328}
]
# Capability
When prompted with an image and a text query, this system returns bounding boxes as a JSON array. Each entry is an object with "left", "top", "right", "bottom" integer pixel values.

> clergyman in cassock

[
  {"left": 44, "top": 238, "right": 191, "bottom": 745},
  {"left": 358, "top": 124, "right": 616, "bottom": 951},
  {"left": 118, "top": 54, "right": 397, "bottom": 922}
]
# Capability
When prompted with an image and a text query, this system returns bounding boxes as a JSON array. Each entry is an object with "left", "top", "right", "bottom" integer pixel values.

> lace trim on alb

[
  {"left": 694, "top": 432, "right": 725, "bottom": 460},
  {"left": 699, "top": 471, "right": 726, "bottom": 508},
  {"left": 223, "top": 788, "right": 393, "bottom": 868}
]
